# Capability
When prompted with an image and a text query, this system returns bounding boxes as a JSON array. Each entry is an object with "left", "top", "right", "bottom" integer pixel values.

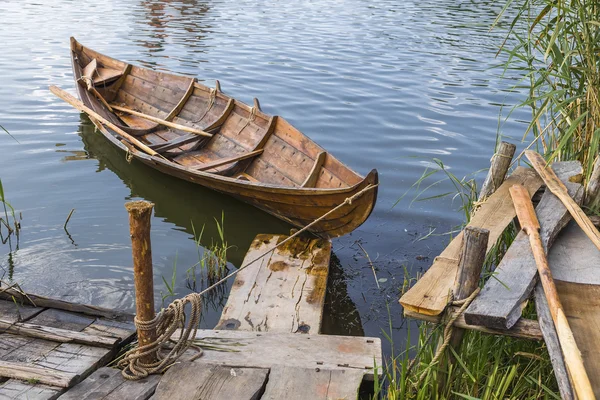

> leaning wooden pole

[
  {"left": 437, "top": 226, "right": 489, "bottom": 394},
  {"left": 125, "top": 200, "right": 157, "bottom": 364},
  {"left": 510, "top": 184, "right": 595, "bottom": 400},
  {"left": 478, "top": 141, "right": 516, "bottom": 200}
]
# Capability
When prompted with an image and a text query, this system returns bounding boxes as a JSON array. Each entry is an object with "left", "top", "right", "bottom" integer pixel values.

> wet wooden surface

[{"left": 215, "top": 234, "right": 331, "bottom": 334}]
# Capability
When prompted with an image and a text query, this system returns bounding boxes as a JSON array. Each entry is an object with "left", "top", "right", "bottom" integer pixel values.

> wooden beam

[
  {"left": 195, "top": 149, "right": 263, "bottom": 172},
  {"left": 301, "top": 151, "right": 327, "bottom": 188},
  {"left": 464, "top": 162, "right": 583, "bottom": 329},
  {"left": 586, "top": 156, "right": 600, "bottom": 209},
  {"left": 176, "top": 329, "right": 382, "bottom": 380},
  {"left": 110, "top": 104, "right": 212, "bottom": 137},
  {"left": 404, "top": 308, "right": 542, "bottom": 340},
  {"left": 399, "top": 166, "right": 543, "bottom": 316},
  {"left": 479, "top": 141, "right": 516, "bottom": 200},
  {"left": 150, "top": 134, "right": 204, "bottom": 153},
  {"left": 0, "top": 288, "right": 133, "bottom": 322}
]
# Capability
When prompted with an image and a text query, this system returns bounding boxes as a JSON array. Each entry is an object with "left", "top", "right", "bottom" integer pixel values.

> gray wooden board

[
  {"left": 0, "top": 299, "right": 43, "bottom": 323},
  {"left": 151, "top": 362, "right": 268, "bottom": 400},
  {"left": 0, "top": 380, "right": 62, "bottom": 400},
  {"left": 58, "top": 367, "right": 160, "bottom": 400},
  {"left": 215, "top": 234, "right": 331, "bottom": 334},
  {"left": 548, "top": 220, "right": 600, "bottom": 284},
  {"left": 261, "top": 366, "right": 364, "bottom": 400},
  {"left": 179, "top": 329, "right": 381, "bottom": 379},
  {"left": 464, "top": 161, "right": 583, "bottom": 329},
  {"left": 0, "top": 308, "right": 131, "bottom": 398}
]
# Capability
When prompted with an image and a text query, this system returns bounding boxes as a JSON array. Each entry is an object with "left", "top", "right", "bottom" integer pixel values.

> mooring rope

[{"left": 117, "top": 183, "right": 378, "bottom": 380}]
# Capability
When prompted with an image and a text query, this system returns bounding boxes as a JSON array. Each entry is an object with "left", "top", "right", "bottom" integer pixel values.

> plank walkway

[
  {"left": 0, "top": 296, "right": 135, "bottom": 399},
  {"left": 58, "top": 233, "right": 382, "bottom": 399}
]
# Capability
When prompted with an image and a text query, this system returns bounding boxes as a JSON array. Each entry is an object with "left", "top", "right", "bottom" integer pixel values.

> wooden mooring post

[
  {"left": 125, "top": 200, "right": 157, "bottom": 364},
  {"left": 479, "top": 141, "right": 516, "bottom": 201},
  {"left": 436, "top": 226, "right": 489, "bottom": 393}
]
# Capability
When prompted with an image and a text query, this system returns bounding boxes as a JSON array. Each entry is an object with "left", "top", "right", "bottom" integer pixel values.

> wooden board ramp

[
  {"left": 399, "top": 166, "right": 543, "bottom": 316},
  {"left": 62, "top": 234, "right": 382, "bottom": 400},
  {"left": 215, "top": 234, "right": 331, "bottom": 334},
  {"left": 0, "top": 297, "right": 135, "bottom": 399},
  {"left": 464, "top": 161, "right": 583, "bottom": 329}
]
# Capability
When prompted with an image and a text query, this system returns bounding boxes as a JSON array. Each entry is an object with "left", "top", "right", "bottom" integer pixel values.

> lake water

[{"left": 0, "top": 1, "right": 529, "bottom": 348}]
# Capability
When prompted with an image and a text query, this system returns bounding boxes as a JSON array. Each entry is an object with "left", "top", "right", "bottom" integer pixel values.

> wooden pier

[
  {"left": 0, "top": 231, "right": 382, "bottom": 399},
  {"left": 400, "top": 144, "right": 600, "bottom": 399}
]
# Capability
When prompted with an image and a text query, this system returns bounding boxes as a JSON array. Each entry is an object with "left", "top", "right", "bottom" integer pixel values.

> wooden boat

[{"left": 64, "top": 38, "right": 378, "bottom": 238}]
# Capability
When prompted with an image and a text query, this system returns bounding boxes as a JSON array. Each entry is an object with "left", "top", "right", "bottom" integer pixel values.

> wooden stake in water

[
  {"left": 125, "top": 200, "right": 157, "bottom": 364},
  {"left": 510, "top": 184, "right": 595, "bottom": 400}
]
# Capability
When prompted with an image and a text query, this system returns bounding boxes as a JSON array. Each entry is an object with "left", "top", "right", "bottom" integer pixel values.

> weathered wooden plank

[
  {"left": 0, "top": 379, "right": 62, "bottom": 400},
  {"left": 0, "top": 299, "right": 44, "bottom": 323},
  {"left": 0, "top": 319, "right": 119, "bottom": 348},
  {"left": 0, "top": 309, "right": 122, "bottom": 397},
  {"left": 404, "top": 308, "right": 542, "bottom": 340},
  {"left": 261, "top": 366, "right": 364, "bottom": 400},
  {"left": 0, "top": 360, "right": 78, "bottom": 388},
  {"left": 0, "top": 290, "right": 133, "bottom": 322},
  {"left": 151, "top": 362, "right": 268, "bottom": 400},
  {"left": 400, "top": 166, "right": 543, "bottom": 316},
  {"left": 464, "top": 162, "right": 583, "bottom": 329},
  {"left": 215, "top": 234, "right": 331, "bottom": 334},
  {"left": 58, "top": 367, "right": 160, "bottom": 400},
  {"left": 179, "top": 330, "right": 381, "bottom": 379}
]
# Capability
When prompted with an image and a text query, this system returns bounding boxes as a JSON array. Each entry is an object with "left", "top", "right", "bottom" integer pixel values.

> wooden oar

[
  {"left": 525, "top": 150, "right": 600, "bottom": 251},
  {"left": 510, "top": 184, "right": 595, "bottom": 400},
  {"left": 110, "top": 105, "right": 213, "bottom": 138},
  {"left": 49, "top": 86, "right": 160, "bottom": 158}
]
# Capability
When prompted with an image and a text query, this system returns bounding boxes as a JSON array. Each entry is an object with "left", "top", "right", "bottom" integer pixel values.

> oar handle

[{"left": 509, "top": 184, "right": 540, "bottom": 234}]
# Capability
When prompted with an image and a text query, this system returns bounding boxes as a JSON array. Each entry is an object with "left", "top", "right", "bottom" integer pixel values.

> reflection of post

[
  {"left": 125, "top": 200, "right": 157, "bottom": 364},
  {"left": 437, "top": 226, "right": 489, "bottom": 393}
]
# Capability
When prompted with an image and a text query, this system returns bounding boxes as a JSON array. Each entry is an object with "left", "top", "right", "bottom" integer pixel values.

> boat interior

[{"left": 71, "top": 39, "right": 364, "bottom": 190}]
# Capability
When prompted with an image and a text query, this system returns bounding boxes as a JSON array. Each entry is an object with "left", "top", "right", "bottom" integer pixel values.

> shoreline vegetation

[{"left": 383, "top": 0, "right": 600, "bottom": 398}]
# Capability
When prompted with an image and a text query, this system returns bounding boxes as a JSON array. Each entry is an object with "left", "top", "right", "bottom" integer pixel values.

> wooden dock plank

[
  {"left": 0, "top": 379, "right": 62, "bottom": 400},
  {"left": 215, "top": 234, "right": 331, "bottom": 334},
  {"left": 399, "top": 166, "right": 543, "bottom": 316},
  {"left": 0, "top": 306, "right": 133, "bottom": 398},
  {"left": 182, "top": 330, "right": 381, "bottom": 379},
  {"left": 58, "top": 367, "right": 160, "bottom": 400},
  {"left": 464, "top": 162, "right": 583, "bottom": 329},
  {"left": 0, "top": 299, "right": 44, "bottom": 323},
  {"left": 151, "top": 362, "right": 268, "bottom": 400},
  {"left": 261, "top": 366, "right": 364, "bottom": 400}
]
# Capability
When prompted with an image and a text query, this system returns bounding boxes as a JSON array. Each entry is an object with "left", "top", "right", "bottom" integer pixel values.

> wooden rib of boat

[{"left": 65, "top": 38, "right": 378, "bottom": 238}]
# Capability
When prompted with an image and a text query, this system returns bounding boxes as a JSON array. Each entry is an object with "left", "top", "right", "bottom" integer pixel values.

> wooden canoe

[{"left": 65, "top": 37, "right": 378, "bottom": 238}]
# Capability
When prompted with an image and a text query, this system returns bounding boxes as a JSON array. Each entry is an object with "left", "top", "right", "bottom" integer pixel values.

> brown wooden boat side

[{"left": 70, "top": 37, "right": 378, "bottom": 237}]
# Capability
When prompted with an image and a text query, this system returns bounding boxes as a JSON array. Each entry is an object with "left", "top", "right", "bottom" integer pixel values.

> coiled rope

[{"left": 118, "top": 183, "right": 378, "bottom": 380}]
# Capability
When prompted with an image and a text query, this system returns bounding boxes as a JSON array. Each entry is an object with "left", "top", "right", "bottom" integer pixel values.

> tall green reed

[{"left": 498, "top": 0, "right": 600, "bottom": 179}]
